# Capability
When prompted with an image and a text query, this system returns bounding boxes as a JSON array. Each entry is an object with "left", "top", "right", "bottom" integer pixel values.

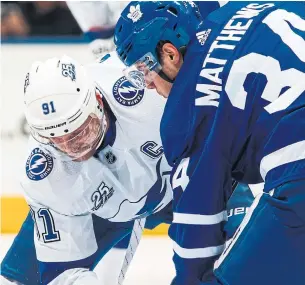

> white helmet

[{"left": 24, "top": 55, "right": 107, "bottom": 161}]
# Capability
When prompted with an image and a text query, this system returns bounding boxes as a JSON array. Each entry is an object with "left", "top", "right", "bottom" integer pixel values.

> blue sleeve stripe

[
  {"left": 260, "top": 140, "right": 305, "bottom": 180},
  {"left": 39, "top": 253, "right": 98, "bottom": 284},
  {"left": 169, "top": 223, "right": 225, "bottom": 249},
  {"left": 173, "top": 210, "right": 227, "bottom": 225},
  {"left": 173, "top": 241, "right": 224, "bottom": 259},
  {"left": 172, "top": 252, "right": 219, "bottom": 284}
]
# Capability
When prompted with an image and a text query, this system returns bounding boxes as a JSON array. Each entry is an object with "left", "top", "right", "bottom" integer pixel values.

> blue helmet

[{"left": 114, "top": 1, "right": 203, "bottom": 67}]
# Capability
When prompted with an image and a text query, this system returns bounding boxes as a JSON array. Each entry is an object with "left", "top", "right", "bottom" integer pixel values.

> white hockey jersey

[
  {"left": 21, "top": 53, "right": 172, "bottom": 266},
  {"left": 66, "top": 1, "right": 127, "bottom": 33}
]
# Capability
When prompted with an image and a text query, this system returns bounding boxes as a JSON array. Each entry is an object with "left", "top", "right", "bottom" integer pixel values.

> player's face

[
  {"left": 123, "top": 44, "right": 183, "bottom": 98},
  {"left": 50, "top": 114, "right": 108, "bottom": 162},
  {"left": 146, "top": 74, "right": 173, "bottom": 98}
]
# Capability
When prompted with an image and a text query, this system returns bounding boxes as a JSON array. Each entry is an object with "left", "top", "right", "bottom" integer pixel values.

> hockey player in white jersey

[{"left": 1, "top": 52, "right": 173, "bottom": 285}]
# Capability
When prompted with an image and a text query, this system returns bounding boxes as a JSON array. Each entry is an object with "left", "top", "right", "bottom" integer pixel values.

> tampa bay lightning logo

[
  {"left": 26, "top": 148, "right": 53, "bottom": 181},
  {"left": 112, "top": 76, "right": 145, "bottom": 107}
]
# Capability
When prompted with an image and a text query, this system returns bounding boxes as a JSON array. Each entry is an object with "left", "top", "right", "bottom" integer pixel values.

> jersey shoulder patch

[
  {"left": 112, "top": 75, "right": 145, "bottom": 107},
  {"left": 25, "top": 147, "right": 53, "bottom": 181}
]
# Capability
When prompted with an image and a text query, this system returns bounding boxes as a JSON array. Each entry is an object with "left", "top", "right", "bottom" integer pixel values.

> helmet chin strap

[
  {"left": 157, "top": 45, "right": 187, "bottom": 84},
  {"left": 158, "top": 70, "right": 175, "bottom": 83}
]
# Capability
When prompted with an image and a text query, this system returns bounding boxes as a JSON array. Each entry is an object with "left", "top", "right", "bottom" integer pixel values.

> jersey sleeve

[
  {"left": 169, "top": 123, "right": 234, "bottom": 284},
  {"left": 48, "top": 268, "right": 101, "bottom": 285},
  {"left": 167, "top": 41, "right": 243, "bottom": 282},
  {"left": 27, "top": 198, "right": 99, "bottom": 284},
  {"left": 66, "top": 1, "right": 127, "bottom": 40},
  {"left": 66, "top": 1, "right": 113, "bottom": 31}
]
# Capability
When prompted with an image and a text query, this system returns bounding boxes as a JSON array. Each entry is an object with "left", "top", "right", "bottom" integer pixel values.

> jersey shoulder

[
  {"left": 21, "top": 138, "right": 107, "bottom": 215},
  {"left": 160, "top": 19, "right": 216, "bottom": 165},
  {"left": 161, "top": 2, "right": 305, "bottom": 165},
  {"left": 87, "top": 52, "right": 166, "bottom": 120},
  {"left": 87, "top": 52, "right": 167, "bottom": 152}
]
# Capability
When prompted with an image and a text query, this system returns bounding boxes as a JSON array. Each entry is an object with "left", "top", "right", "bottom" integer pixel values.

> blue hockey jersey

[{"left": 162, "top": 2, "right": 305, "bottom": 284}]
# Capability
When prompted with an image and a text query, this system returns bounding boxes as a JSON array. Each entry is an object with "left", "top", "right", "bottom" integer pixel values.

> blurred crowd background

[
  {"left": 1, "top": 1, "right": 83, "bottom": 37},
  {"left": 1, "top": 1, "right": 128, "bottom": 39},
  {"left": 1, "top": 1, "right": 220, "bottom": 39}
]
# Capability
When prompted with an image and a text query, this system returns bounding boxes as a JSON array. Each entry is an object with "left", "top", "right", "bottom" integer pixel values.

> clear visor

[
  {"left": 31, "top": 113, "right": 107, "bottom": 162},
  {"left": 123, "top": 52, "right": 162, "bottom": 89}
]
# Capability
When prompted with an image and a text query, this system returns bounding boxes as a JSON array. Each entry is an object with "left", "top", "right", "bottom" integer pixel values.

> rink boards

[{"left": 0, "top": 196, "right": 169, "bottom": 235}]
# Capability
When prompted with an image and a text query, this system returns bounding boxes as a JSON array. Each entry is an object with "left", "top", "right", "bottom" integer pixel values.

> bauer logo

[
  {"left": 26, "top": 148, "right": 53, "bottom": 181},
  {"left": 112, "top": 76, "right": 145, "bottom": 107},
  {"left": 227, "top": 207, "right": 249, "bottom": 218}
]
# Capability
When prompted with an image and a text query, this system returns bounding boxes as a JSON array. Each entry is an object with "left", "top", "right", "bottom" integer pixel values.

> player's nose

[
  {"left": 60, "top": 140, "right": 71, "bottom": 152},
  {"left": 146, "top": 81, "right": 156, "bottom": 89}
]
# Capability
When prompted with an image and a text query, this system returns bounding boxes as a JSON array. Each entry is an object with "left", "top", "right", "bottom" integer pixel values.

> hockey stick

[{"left": 118, "top": 218, "right": 146, "bottom": 285}]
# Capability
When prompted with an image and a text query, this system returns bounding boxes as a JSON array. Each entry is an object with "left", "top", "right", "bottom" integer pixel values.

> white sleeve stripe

[
  {"left": 173, "top": 211, "right": 227, "bottom": 225},
  {"left": 225, "top": 238, "right": 233, "bottom": 248},
  {"left": 219, "top": 1, "right": 229, "bottom": 7},
  {"left": 173, "top": 241, "right": 225, "bottom": 259},
  {"left": 248, "top": 183, "right": 264, "bottom": 197},
  {"left": 260, "top": 140, "right": 305, "bottom": 180}
]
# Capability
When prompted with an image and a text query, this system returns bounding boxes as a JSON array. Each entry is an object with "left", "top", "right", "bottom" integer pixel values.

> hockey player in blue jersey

[{"left": 115, "top": 1, "right": 305, "bottom": 285}]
